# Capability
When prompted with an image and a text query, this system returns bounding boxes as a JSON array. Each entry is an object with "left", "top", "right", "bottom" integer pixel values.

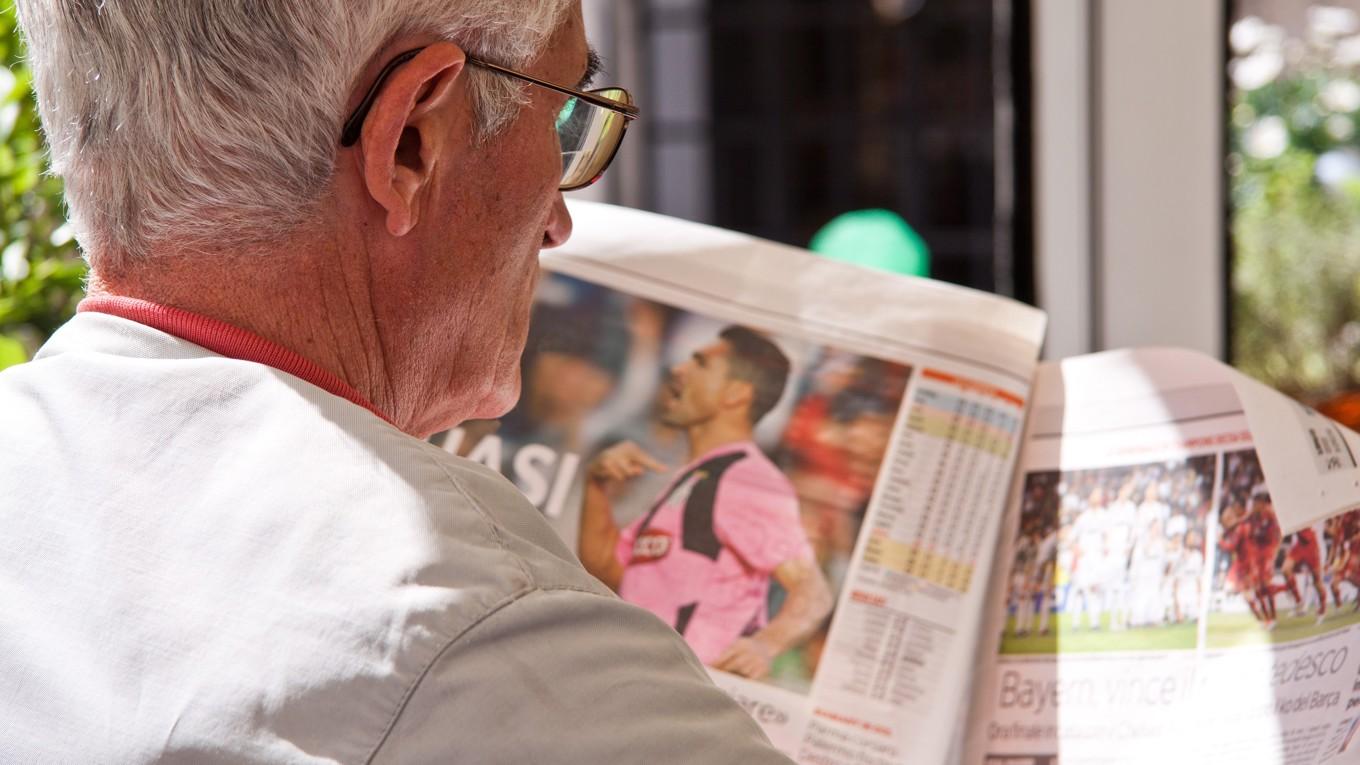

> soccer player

[
  {"left": 1330, "top": 512, "right": 1360, "bottom": 613},
  {"left": 1135, "top": 483, "right": 1172, "bottom": 541},
  {"left": 1128, "top": 517, "right": 1169, "bottom": 627},
  {"left": 1171, "top": 529, "right": 1205, "bottom": 624},
  {"left": 1244, "top": 487, "right": 1283, "bottom": 628},
  {"left": 578, "top": 326, "right": 833, "bottom": 680},
  {"left": 1219, "top": 493, "right": 1268, "bottom": 625},
  {"left": 1274, "top": 526, "right": 1327, "bottom": 623},
  {"left": 1031, "top": 523, "right": 1060, "bottom": 636},
  {"left": 1069, "top": 489, "right": 1110, "bottom": 631},
  {"left": 1009, "top": 528, "right": 1038, "bottom": 637},
  {"left": 1104, "top": 479, "right": 1139, "bottom": 631}
]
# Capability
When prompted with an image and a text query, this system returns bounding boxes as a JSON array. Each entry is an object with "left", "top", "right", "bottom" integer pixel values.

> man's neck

[
  {"left": 86, "top": 233, "right": 399, "bottom": 424},
  {"left": 685, "top": 417, "right": 754, "bottom": 463}
]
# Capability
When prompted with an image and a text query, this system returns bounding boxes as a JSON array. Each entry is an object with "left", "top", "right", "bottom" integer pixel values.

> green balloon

[{"left": 809, "top": 209, "right": 931, "bottom": 278}]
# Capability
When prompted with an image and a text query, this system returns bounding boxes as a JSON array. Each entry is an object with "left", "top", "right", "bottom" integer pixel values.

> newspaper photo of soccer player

[
  {"left": 999, "top": 456, "right": 1216, "bottom": 654},
  {"left": 441, "top": 272, "right": 912, "bottom": 694},
  {"left": 1205, "top": 449, "right": 1360, "bottom": 647}
]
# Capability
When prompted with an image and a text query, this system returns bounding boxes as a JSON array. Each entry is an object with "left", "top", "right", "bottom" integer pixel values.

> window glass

[
  {"left": 637, "top": 0, "right": 1030, "bottom": 297},
  {"left": 1229, "top": 1, "right": 1360, "bottom": 426}
]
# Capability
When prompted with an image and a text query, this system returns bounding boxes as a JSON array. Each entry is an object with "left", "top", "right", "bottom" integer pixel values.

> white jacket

[{"left": 0, "top": 309, "right": 789, "bottom": 764}]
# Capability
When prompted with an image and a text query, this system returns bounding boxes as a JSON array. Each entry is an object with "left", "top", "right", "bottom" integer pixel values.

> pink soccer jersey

[{"left": 615, "top": 441, "right": 814, "bottom": 665}]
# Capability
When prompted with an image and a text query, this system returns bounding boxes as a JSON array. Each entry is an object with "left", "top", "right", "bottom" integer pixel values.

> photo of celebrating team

[
  {"left": 1206, "top": 449, "right": 1360, "bottom": 647},
  {"left": 1000, "top": 456, "right": 1217, "bottom": 655}
]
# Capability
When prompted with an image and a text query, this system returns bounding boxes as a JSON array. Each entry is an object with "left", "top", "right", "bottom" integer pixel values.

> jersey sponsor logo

[{"left": 631, "top": 529, "right": 673, "bottom": 563}]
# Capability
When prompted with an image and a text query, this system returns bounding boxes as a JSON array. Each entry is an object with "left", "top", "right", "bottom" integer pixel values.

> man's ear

[
  {"left": 357, "top": 43, "right": 468, "bottom": 237},
  {"left": 722, "top": 379, "right": 756, "bottom": 412}
]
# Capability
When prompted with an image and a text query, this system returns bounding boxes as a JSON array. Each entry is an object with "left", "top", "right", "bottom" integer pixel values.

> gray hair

[{"left": 15, "top": 0, "right": 573, "bottom": 269}]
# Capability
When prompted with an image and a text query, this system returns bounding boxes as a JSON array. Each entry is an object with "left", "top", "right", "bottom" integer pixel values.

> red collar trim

[{"left": 78, "top": 296, "right": 395, "bottom": 426}]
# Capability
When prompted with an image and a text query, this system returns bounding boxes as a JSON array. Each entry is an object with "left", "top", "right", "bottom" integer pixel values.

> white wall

[
  {"left": 1034, "top": 0, "right": 1225, "bottom": 360},
  {"left": 1033, "top": 0, "right": 1093, "bottom": 361}
]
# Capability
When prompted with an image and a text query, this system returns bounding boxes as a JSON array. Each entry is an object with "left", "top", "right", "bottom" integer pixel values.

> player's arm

[
  {"left": 712, "top": 557, "right": 833, "bottom": 680},
  {"left": 1218, "top": 524, "right": 1240, "bottom": 552},
  {"left": 578, "top": 441, "right": 667, "bottom": 592},
  {"left": 1336, "top": 541, "right": 1356, "bottom": 574},
  {"left": 1325, "top": 524, "right": 1342, "bottom": 567}
]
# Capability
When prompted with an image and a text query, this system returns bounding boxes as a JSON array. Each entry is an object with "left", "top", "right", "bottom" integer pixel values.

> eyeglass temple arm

[
  {"left": 464, "top": 54, "right": 640, "bottom": 118},
  {"left": 341, "top": 46, "right": 641, "bottom": 147},
  {"left": 340, "top": 48, "right": 424, "bottom": 147}
]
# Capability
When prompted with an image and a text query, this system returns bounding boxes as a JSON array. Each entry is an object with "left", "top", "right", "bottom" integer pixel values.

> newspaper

[
  {"left": 438, "top": 201, "right": 1360, "bottom": 764},
  {"left": 966, "top": 349, "right": 1360, "bottom": 765}
]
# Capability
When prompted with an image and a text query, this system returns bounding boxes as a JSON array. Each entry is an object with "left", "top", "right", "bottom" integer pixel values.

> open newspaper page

[
  {"left": 437, "top": 201, "right": 1045, "bottom": 764},
  {"left": 967, "top": 348, "right": 1360, "bottom": 765}
]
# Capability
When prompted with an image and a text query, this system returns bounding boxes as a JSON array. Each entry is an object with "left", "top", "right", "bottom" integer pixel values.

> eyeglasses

[{"left": 340, "top": 48, "right": 640, "bottom": 192}]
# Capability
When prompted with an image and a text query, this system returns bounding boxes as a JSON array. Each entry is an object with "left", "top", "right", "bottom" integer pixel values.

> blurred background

[
  {"left": 9, "top": 1, "right": 1360, "bottom": 427},
  {"left": 576, "top": 0, "right": 1026, "bottom": 295},
  {"left": 1227, "top": 0, "right": 1360, "bottom": 425}
]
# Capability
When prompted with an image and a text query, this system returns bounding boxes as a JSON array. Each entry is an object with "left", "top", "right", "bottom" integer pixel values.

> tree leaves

[
  {"left": 0, "top": 5, "right": 85, "bottom": 365},
  {"left": 1231, "top": 32, "right": 1360, "bottom": 403}
]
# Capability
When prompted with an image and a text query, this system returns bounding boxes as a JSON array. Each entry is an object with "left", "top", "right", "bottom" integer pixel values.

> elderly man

[{"left": 0, "top": 1, "right": 791, "bottom": 762}]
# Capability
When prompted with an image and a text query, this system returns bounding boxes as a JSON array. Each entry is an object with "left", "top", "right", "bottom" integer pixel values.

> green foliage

[
  {"left": 0, "top": 6, "right": 84, "bottom": 371},
  {"left": 0, "top": 333, "right": 24, "bottom": 368},
  {"left": 1230, "top": 21, "right": 1360, "bottom": 403},
  {"left": 1232, "top": 150, "right": 1360, "bottom": 399}
]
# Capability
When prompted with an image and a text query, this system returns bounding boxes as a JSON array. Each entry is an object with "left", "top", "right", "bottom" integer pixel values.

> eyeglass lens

[{"left": 557, "top": 88, "right": 633, "bottom": 191}]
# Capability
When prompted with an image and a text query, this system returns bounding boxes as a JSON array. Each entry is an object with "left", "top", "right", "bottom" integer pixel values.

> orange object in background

[{"left": 1316, "top": 391, "right": 1360, "bottom": 432}]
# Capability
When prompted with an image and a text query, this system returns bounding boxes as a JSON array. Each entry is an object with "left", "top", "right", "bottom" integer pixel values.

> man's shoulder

[
  {"left": 0, "top": 315, "right": 621, "bottom": 761},
  {"left": 9, "top": 312, "right": 588, "bottom": 576},
  {"left": 406, "top": 437, "right": 596, "bottom": 585},
  {"left": 372, "top": 586, "right": 792, "bottom": 765}
]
